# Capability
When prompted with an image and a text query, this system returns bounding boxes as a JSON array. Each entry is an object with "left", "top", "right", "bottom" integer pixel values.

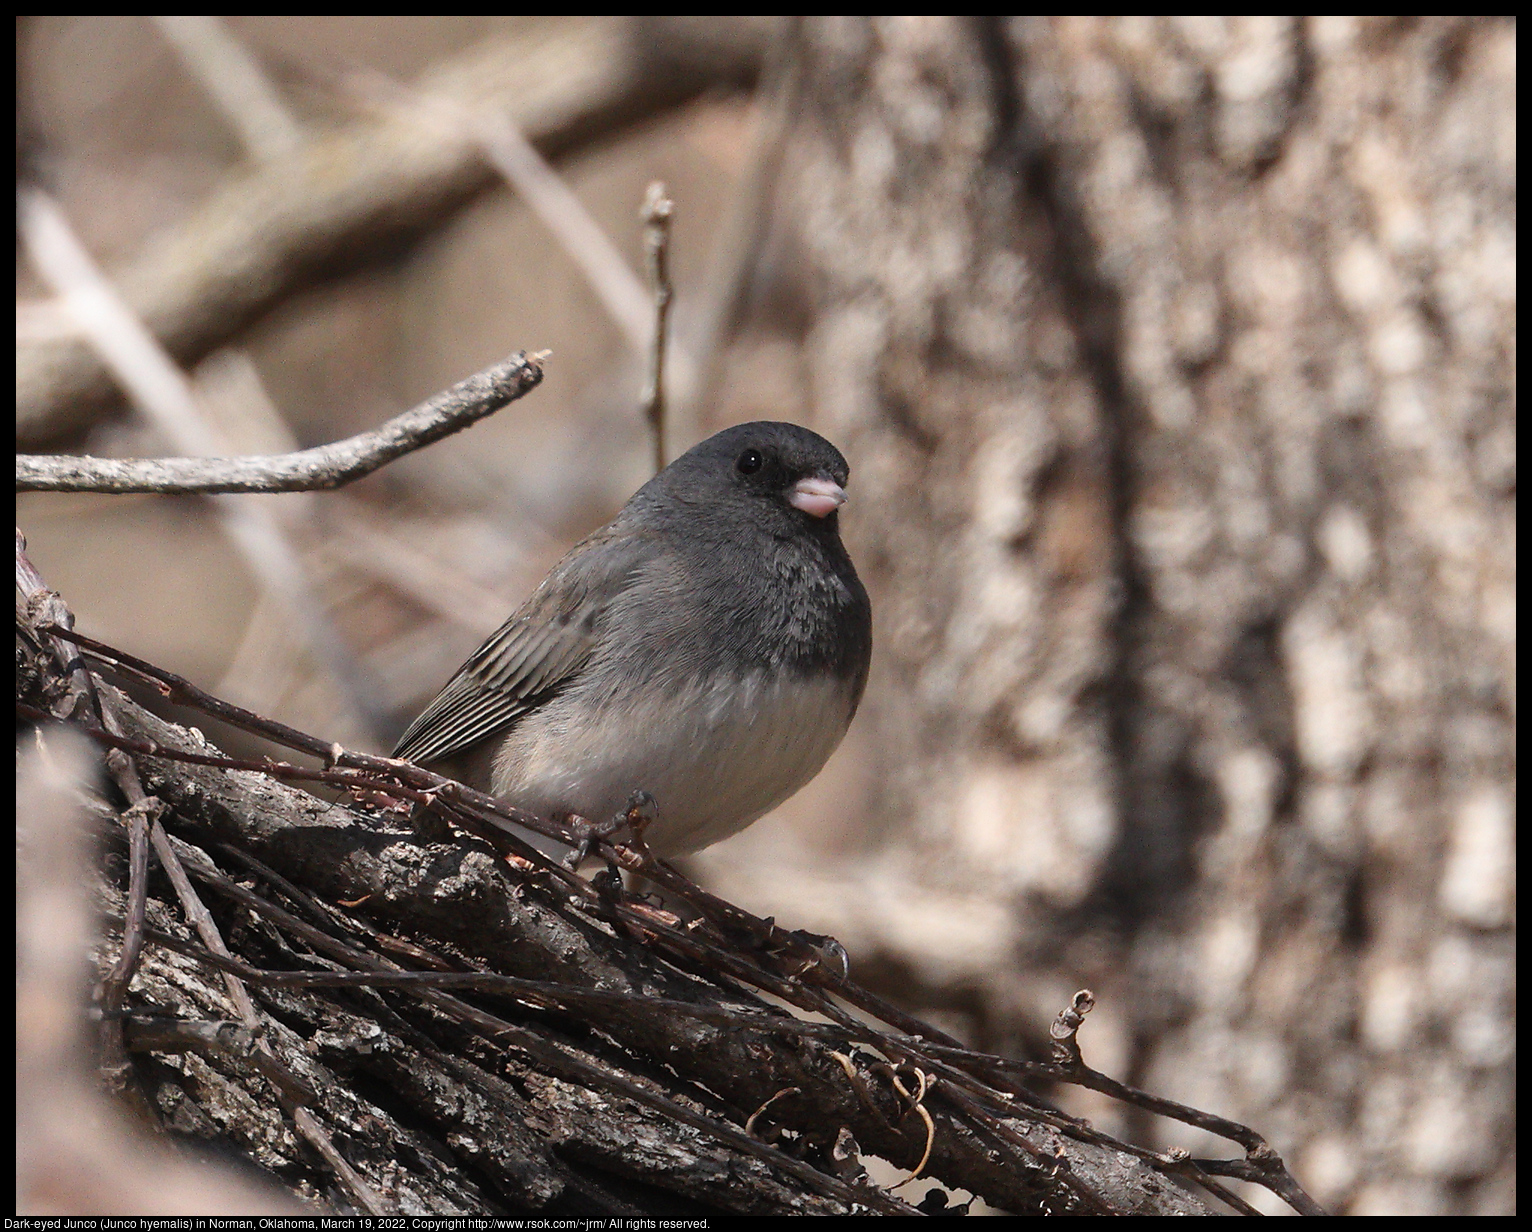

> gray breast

[{"left": 488, "top": 668, "right": 857, "bottom": 856}]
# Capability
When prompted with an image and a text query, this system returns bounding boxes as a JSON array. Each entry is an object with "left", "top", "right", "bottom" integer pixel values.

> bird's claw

[
  {"left": 558, "top": 790, "right": 659, "bottom": 876},
  {"left": 560, "top": 819, "right": 598, "bottom": 871},
  {"left": 616, "top": 790, "right": 658, "bottom": 859}
]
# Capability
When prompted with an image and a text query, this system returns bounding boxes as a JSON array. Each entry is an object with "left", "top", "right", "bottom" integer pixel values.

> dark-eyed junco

[{"left": 393, "top": 421, "right": 872, "bottom": 857}]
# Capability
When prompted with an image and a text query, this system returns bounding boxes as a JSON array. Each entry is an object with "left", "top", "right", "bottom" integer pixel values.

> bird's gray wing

[{"left": 391, "top": 523, "right": 654, "bottom": 765}]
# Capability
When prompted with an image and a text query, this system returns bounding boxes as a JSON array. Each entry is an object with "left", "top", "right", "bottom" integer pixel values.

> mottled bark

[{"left": 788, "top": 16, "right": 1513, "bottom": 1215}]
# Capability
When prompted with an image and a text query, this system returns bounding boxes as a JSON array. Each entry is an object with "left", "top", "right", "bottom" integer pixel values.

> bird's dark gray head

[{"left": 629, "top": 421, "right": 853, "bottom": 537}]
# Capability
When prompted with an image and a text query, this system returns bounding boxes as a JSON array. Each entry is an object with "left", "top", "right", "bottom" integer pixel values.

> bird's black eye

[{"left": 736, "top": 448, "right": 764, "bottom": 475}]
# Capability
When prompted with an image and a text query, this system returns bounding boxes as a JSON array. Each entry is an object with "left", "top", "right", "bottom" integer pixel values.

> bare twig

[
  {"left": 16, "top": 352, "right": 547, "bottom": 494},
  {"left": 1037, "top": 990, "right": 1326, "bottom": 1215},
  {"left": 109, "top": 916, "right": 852, "bottom": 1037},
  {"left": 17, "top": 733, "right": 300, "bottom": 1215},
  {"left": 12, "top": 696, "right": 577, "bottom": 857},
  {"left": 97, "top": 792, "right": 158, "bottom": 1079},
  {"left": 140, "top": 740, "right": 387, "bottom": 1213},
  {"left": 43, "top": 655, "right": 366, "bottom": 1212},
  {"left": 640, "top": 182, "right": 675, "bottom": 474},
  {"left": 101, "top": 856, "right": 916, "bottom": 1216},
  {"left": 22, "top": 671, "right": 969, "bottom": 1213},
  {"left": 20, "top": 701, "right": 1306, "bottom": 1212},
  {"left": 1171, "top": 1159, "right": 1267, "bottom": 1218},
  {"left": 19, "top": 609, "right": 603, "bottom": 860},
  {"left": 18, "top": 533, "right": 383, "bottom": 1213},
  {"left": 18, "top": 550, "right": 1318, "bottom": 1215},
  {"left": 120, "top": 1015, "right": 260, "bottom": 1059},
  {"left": 938, "top": 1083, "right": 1117, "bottom": 1216},
  {"left": 1044, "top": 989, "right": 1325, "bottom": 1212},
  {"left": 18, "top": 531, "right": 150, "bottom": 1092}
]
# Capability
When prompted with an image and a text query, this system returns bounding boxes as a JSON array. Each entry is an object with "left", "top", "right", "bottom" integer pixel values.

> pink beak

[{"left": 788, "top": 476, "right": 847, "bottom": 518}]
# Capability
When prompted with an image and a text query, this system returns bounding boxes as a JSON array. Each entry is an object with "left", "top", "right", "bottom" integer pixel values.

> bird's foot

[
  {"left": 613, "top": 790, "right": 659, "bottom": 862},
  {"left": 560, "top": 815, "right": 601, "bottom": 871}
]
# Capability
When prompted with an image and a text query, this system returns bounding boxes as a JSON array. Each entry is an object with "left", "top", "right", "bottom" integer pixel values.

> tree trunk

[{"left": 785, "top": 16, "right": 1514, "bottom": 1215}]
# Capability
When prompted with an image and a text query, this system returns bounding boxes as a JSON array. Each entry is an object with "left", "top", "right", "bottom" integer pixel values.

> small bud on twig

[{"left": 640, "top": 181, "right": 674, "bottom": 474}]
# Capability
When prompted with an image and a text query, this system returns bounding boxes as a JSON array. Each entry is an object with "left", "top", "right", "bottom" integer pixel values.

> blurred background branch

[
  {"left": 18, "top": 184, "right": 388, "bottom": 744},
  {"left": 18, "top": 17, "right": 774, "bottom": 446},
  {"left": 151, "top": 14, "right": 304, "bottom": 163}
]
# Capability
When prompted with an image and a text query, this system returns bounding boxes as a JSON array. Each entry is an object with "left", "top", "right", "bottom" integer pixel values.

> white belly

[{"left": 488, "top": 671, "right": 854, "bottom": 856}]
